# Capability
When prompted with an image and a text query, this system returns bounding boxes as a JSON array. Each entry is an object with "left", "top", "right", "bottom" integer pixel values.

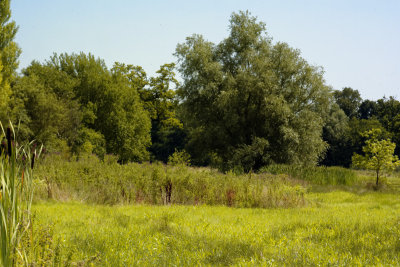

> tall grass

[
  {"left": 260, "top": 164, "right": 357, "bottom": 185},
  {"left": 34, "top": 154, "right": 306, "bottom": 208},
  {"left": 0, "top": 124, "right": 39, "bottom": 266}
]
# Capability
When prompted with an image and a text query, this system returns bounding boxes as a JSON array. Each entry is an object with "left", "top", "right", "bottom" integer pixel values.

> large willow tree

[{"left": 175, "top": 11, "right": 345, "bottom": 170}]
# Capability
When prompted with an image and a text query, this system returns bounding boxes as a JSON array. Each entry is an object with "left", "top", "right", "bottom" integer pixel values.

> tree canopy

[
  {"left": 11, "top": 53, "right": 152, "bottom": 162},
  {"left": 333, "top": 87, "right": 362, "bottom": 118},
  {"left": 175, "top": 11, "right": 344, "bottom": 170},
  {"left": 0, "top": 0, "right": 21, "bottom": 120}
]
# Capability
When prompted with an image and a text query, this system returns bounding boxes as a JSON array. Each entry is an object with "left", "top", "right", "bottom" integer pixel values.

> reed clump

[{"left": 0, "top": 123, "right": 40, "bottom": 266}]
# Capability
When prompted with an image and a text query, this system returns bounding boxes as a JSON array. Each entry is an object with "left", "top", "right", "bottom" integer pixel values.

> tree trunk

[{"left": 376, "top": 170, "right": 379, "bottom": 187}]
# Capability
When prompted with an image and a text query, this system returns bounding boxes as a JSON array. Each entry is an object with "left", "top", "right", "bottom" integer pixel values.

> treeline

[
  {"left": 324, "top": 89, "right": 400, "bottom": 167},
  {"left": 8, "top": 54, "right": 184, "bottom": 163},
  {"left": 1, "top": 8, "right": 400, "bottom": 171}
]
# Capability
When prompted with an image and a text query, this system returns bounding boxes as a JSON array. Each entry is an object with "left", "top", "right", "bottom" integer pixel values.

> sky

[{"left": 11, "top": 0, "right": 400, "bottom": 100}]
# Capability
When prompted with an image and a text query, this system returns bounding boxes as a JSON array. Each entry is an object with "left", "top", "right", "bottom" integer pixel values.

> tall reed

[{"left": 0, "top": 123, "right": 40, "bottom": 266}]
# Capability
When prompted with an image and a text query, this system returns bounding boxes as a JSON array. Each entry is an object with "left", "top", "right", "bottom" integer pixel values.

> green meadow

[
  {"left": 1, "top": 1, "right": 400, "bottom": 266},
  {"left": 22, "top": 155, "right": 400, "bottom": 266},
  {"left": 30, "top": 191, "right": 400, "bottom": 266}
]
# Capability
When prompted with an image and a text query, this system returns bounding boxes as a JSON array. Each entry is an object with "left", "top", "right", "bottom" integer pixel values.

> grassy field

[
  {"left": 29, "top": 190, "right": 400, "bottom": 266},
  {"left": 16, "top": 155, "right": 399, "bottom": 265}
]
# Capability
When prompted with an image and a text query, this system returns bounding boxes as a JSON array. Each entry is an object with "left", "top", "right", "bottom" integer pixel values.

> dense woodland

[{"left": 1, "top": 7, "right": 399, "bottom": 172}]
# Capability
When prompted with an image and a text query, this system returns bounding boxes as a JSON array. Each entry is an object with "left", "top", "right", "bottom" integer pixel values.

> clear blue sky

[{"left": 11, "top": 0, "right": 400, "bottom": 100}]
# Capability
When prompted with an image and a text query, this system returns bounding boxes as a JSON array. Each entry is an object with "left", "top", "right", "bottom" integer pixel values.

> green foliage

[
  {"left": 357, "top": 97, "right": 400, "bottom": 157},
  {"left": 352, "top": 128, "right": 400, "bottom": 186},
  {"left": 374, "top": 97, "right": 400, "bottom": 156},
  {"left": 144, "top": 63, "right": 181, "bottom": 129},
  {"left": 132, "top": 63, "right": 185, "bottom": 162},
  {"left": 73, "top": 127, "right": 106, "bottom": 159},
  {"left": 333, "top": 87, "right": 362, "bottom": 118},
  {"left": 9, "top": 62, "right": 81, "bottom": 149},
  {"left": 11, "top": 53, "right": 152, "bottom": 162},
  {"left": 322, "top": 116, "right": 392, "bottom": 167},
  {"left": 0, "top": 0, "right": 21, "bottom": 119},
  {"left": 322, "top": 93, "right": 400, "bottom": 167},
  {"left": 260, "top": 164, "right": 357, "bottom": 185},
  {"left": 168, "top": 149, "right": 191, "bottom": 166},
  {"left": 52, "top": 53, "right": 151, "bottom": 162},
  {"left": 175, "top": 11, "right": 341, "bottom": 169},
  {"left": 227, "top": 137, "right": 271, "bottom": 173},
  {"left": 84, "top": 61, "right": 185, "bottom": 163}
]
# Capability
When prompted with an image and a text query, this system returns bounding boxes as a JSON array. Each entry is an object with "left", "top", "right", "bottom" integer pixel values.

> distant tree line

[
  {"left": 1, "top": 6, "right": 399, "bottom": 171},
  {"left": 323, "top": 88, "right": 400, "bottom": 167}
]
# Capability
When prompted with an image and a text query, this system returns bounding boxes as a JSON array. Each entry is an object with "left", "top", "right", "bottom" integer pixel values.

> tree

[
  {"left": 9, "top": 62, "right": 81, "bottom": 151},
  {"left": 0, "top": 0, "right": 21, "bottom": 120},
  {"left": 320, "top": 103, "right": 349, "bottom": 166},
  {"left": 175, "top": 11, "right": 343, "bottom": 170},
  {"left": 146, "top": 63, "right": 184, "bottom": 162},
  {"left": 333, "top": 87, "right": 362, "bottom": 118},
  {"left": 352, "top": 129, "right": 400, "bottom": 187},
  {"left": 321, "top": 117, "right": 391, "bottom": 167},
  {"left": 54, "top": 53, "right": 152, "bottom": 162},
  {"left": 374, "top": 97, "right": 400, "bottom": 157},
  {"left": 12, "top": 53, "right": 152, "bottom": 162},
  {"left": 358, "top": 97, "right": 400, "bottom": 157},
  {"left": 358, "top": 99, "right": 378, "bottom": 119},
  {"left": 115, "top": 62, "right": 185, "bottom": 162}
]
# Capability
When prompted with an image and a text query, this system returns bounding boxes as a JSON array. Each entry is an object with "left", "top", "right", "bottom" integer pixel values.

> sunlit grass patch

[{"left": 29, "top": 190, "right": 400, "bottom": 266}]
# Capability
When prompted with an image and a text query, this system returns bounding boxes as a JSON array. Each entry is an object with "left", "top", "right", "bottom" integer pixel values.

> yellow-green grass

[{"left": 29, "top": 191, "right": 400, "bottom": 266}]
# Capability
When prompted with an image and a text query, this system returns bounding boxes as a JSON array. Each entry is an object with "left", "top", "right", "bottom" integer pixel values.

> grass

[
  {"left": 18, "top": 154, "right": 400, "bottom": 265},
  {"left": 260, "top": 164, "right": 357, "bottom": 185},
  {"left": 28, "top": 190, "right": 400, "bottom": 266},
  {"left": 33, "top": 154, "right": 307, "bottom": 208}
]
